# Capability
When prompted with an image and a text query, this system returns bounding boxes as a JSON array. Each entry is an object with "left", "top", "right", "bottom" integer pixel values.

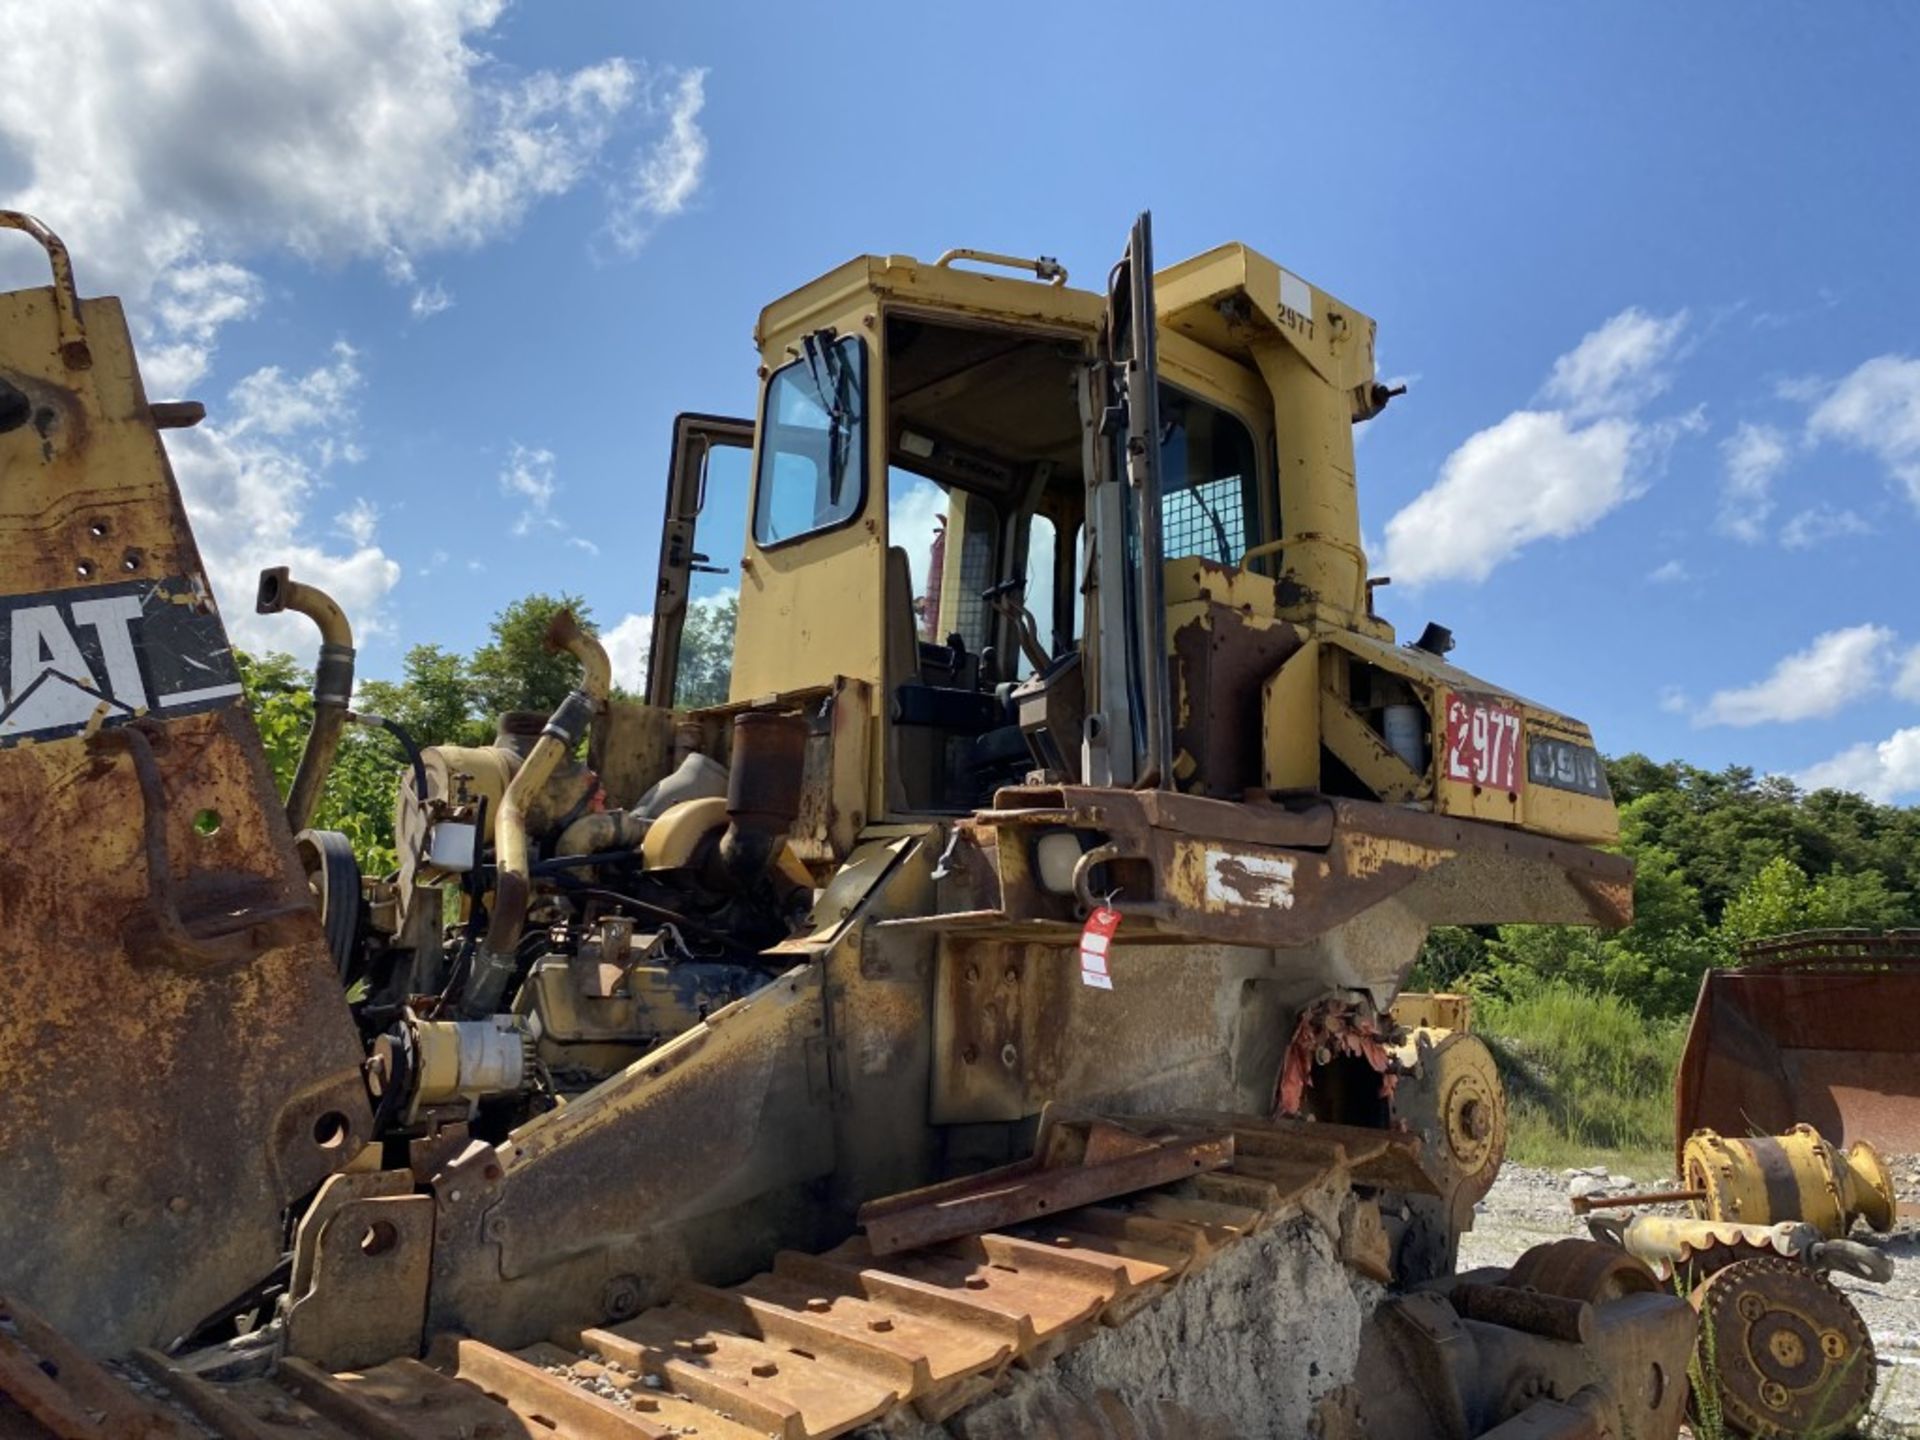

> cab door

[
  {"left": 1083, "top": 212, "right": 1172, "bottom": 788},
  {"left": 647, "top": 413, "right": 753, "bottom": 709}
]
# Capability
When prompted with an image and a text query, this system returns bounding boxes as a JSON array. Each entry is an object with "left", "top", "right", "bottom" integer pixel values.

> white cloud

[
  {"left": 1647, "top": 559, "right": 1689, "bottom": 584},
  {"left": 604, "top": 613, "right": 653, "bottom": 693},
  {"left": 1658, "top": 686, "right": 1691, "bottom": 715},
  {"left": 384, "top": 248, "right": 454, "bottom": 322},
  {"left": 152, "top": 261, "right": 264, "bottom": 344},
  {"left": 0, "top": 3, "right": 680, "bottom": 297},
  {"left": 1806, "top": 355, "right": 1920, "bottom": 505},
  {"left": 163, "top": 345, "right": 399, "bottom": 652},
  {"left": 609, "top": 68, "right": 710, "bottom": 251},
  {"left": 1716, "top": 422, "right": 1788, "bottom": 543},
  {"left": 0, "top": 1, "right": 707, "bottom": 390},
  {"left": 500, "top": 443, "right": 562, "bottom": 540},
  {"left": 336, "top": 498, "right": 380, "bottom": 547},
  {"left": 409, "top": 282, "right": 454, "bottom": 320},
  {"left": 230, "top": 343, "right": 365, "bottom": 440},
  {"left": 1380, "top": 412, "right": 1638, "bottom": 586},
  {"left": 1540, "top": 307, "right": 1688, "bottom": 418},
  {"left": 501, "top": 443, "right": 558, "bottom": 522},
  {"left": 1799, "top": 728, "right": 1920, "bottom": 802},
  {"left": 500, "top": 442, "right": 607, "bottom": 556},
  {"left": 1379, "top": 307, "right": 1693, "bottom": 586},
  {"left": 1780, "top": 504, "right": 1870, "bottom": 549},
  {"left": 1698, "top": 624, "right": 1894, "bottom": 727},
  {"left": 1893, "top": 646, "right": 1920, "bottom": 704}
]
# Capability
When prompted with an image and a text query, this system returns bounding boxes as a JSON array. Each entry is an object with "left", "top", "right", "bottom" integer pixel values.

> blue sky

[{"left": 7, "top": 2, "right": 1920, "bottom": 796}]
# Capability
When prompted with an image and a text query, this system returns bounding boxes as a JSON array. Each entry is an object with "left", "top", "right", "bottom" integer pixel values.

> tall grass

[{"left": 1473, "top": 981, "right": 1685, "bottom": 1177}]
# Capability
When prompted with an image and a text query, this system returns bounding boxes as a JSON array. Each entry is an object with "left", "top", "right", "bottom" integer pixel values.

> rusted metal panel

[
  {"left": 284, "top": 1185, "right": 435, "bottom": 1372},
  {"left": 423, "top": 963, "right": 836, "bottom": 1347},
  {"left": 979, "top": 785, "right": 1630, "bottom": 950},
  {"left": 793, "top": 676, "right": 873, "bottom": 864},
  {"left": 1674, "top": 931, "right": 1920, "bottom": 1157},
  {"left": 857, "top": 1119, "right": 1233, "bottom": 1255},
  {"left": 0, "top": 223, "right": 371, "bottom": 1354},
  {"left": 1168, "top": 597, "right": 1302, "bottom": 797}
]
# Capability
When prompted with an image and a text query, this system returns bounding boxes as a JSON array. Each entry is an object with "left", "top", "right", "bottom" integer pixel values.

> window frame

[{"left": 750, "top": 333, "right": 871, "bottom": 551}]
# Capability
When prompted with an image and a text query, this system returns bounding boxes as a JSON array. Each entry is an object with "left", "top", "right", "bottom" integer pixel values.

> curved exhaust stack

[
  {"left": 716, "top": 711, "right": 809, "bottom": 891},
  {"left": 256, "top": 567, "right": 355, "bottom": 835},
  {"left": 461, "top": 609, "right": 610, "bottom": 1019}
]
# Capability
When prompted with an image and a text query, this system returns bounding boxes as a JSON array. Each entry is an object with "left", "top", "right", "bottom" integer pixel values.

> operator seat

[{"left": 886, "top": 546, "right": 920, "bottom": 686}]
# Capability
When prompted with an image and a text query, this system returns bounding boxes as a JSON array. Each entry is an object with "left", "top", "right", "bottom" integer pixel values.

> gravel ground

[{"left": 1460, "top": 1156, "right": 1920, "bottom": 1436}]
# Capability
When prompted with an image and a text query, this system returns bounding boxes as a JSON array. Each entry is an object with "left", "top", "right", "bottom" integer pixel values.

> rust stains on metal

[
  {"left": 1168, "top": 599, "right": 1302, "bottom": 798},
  {"left": 1675, "top": 930, "right": 1920, "bottom": 1157},
  {"left": 1276, "top": 997, "right": 1398, "bottom": 1118},
  {"left": 0, "top": 222, "right": 371, "bottom": 1354},
  {"left": 857, "top": 1116, "right": 1234, "bottom": 1255},
  {"left": 1692, "top": 1255, "right": 1876, "bottom": 1440}
]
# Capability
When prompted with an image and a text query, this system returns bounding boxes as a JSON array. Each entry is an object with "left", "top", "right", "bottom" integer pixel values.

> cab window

[
  {"left": 1158, "top": 386, "right": 1262, "bottom": 565},
  {"left": 752, "top": 334, "right": 867, "bottom": 546}
]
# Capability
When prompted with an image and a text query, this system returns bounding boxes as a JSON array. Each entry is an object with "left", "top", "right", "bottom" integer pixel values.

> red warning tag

[{"left": 1079, "top": 905, "right": 1120, "bottom": 990}]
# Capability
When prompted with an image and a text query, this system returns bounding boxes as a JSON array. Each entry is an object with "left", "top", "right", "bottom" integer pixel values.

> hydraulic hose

[
  {"left": 461, "top": 609, "right": 610, "bottom": 1018},
  {"left": 256, "top": 567, "right": 355, "bottom": 835}
]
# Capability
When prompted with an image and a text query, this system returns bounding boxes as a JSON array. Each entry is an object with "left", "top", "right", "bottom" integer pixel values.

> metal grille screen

[{"left": 1162, "top": 476, "right": 1248, "bottom": 565}]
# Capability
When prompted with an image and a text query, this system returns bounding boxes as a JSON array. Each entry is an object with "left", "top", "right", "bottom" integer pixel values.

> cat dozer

[{"left": 0, "top": 210, "right": 1698, "bottom": 1438}]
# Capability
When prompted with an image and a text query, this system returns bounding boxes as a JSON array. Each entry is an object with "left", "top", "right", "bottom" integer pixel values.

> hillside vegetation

[{"left": 1429, "top": 755, "right": 1920, "bottom": 1170}]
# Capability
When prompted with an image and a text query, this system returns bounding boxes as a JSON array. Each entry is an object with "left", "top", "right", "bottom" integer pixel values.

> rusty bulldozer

[{"left": 0, "top": 211, "right": 1705, "bottom": 1439}]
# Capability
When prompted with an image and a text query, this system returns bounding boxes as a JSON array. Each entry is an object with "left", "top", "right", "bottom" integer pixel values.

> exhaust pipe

[
  {"left": 256, "top": 567, "right": 354, "bottom": 835},
  {"left": 461, "top": 610, "right": 610, "bottom": 1019},
  {"left": 716, "top": 711, "right": 809, "bottom": 891}
]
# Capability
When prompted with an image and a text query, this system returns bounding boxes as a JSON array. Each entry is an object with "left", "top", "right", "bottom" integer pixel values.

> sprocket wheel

[{"left": 1693, "top": 1255, "right": 1875, "bottom": 1439}]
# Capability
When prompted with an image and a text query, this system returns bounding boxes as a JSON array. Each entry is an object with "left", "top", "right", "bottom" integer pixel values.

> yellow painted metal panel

[{"left": 1261, "top": 639, "right": 1320, "bottom": 791}]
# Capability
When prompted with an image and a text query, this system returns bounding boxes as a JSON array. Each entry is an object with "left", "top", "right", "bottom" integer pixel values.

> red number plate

[{"left": 1444, "top": 693, "right": 1525, "bottom": 793}]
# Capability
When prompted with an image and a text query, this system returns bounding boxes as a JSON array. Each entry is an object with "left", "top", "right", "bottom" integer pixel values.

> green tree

[
  {"left": 672, "top": 594, "right": 738, "bottom": 708},
  {"left": 1718, "top": 854, "right": 1901, "bottom": 945},
  {"left": 236, "top": 649, "right": 312, "bottom": 784},
  {"left": 468, "top": 592, "right": 598, "bottom": 722},
  {"left": 357, "top": 643, "right": 483, "bottom": 747},
  {"left": 237, "top": 649, "right": 399, "bottom": 874}
]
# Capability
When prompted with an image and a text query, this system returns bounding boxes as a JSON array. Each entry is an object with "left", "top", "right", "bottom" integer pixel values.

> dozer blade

[
  {"left": 0, "top": 213, "right": 371, "bottom": 1354},
  {"left": 1675, "top": 931, "right": 1920, "bottom": 1156}
]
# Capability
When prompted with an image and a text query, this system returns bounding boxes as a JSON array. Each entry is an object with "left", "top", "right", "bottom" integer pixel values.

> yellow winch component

[{"left": 1682, "top": 1124, "right": 1896, "bottom": 1237}]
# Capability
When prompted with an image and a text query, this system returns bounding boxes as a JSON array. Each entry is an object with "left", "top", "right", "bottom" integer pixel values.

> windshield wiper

[{"left": 802, "top": 331, "right": 859, "bottom": 504}]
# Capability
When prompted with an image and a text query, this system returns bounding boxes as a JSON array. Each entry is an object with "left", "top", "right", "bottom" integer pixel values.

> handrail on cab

[
  {"left": 934, "top": 247, "right": 1068, "bottom": 287},
  {"left": 0, "top": 210, "right": 91, "bottom": 370}
]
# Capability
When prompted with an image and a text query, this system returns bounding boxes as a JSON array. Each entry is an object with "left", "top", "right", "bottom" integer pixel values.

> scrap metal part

[
  {"left": 1691, "top": 1255, "right": 1876, "bottom": 1440},
  {"left": 1588, "top": 1214, "right": 1896, "bottom": 1286},
  {"left": 1676, "top": 929, "right": 1920, "bottom": 1155},
  {"left": 1682, "top": 1124, "right": 1896, "bottom": 1238}
]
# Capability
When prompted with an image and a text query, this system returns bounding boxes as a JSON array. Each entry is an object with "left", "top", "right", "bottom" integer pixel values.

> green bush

[{"left": 1474, "top": 980, "right": 1685, "bottom": 1175}]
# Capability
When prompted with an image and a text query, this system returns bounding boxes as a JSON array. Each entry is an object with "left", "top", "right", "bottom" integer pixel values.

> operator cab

[
  {"left": 877, "top": 311, "right": 1273, "bottom": 811},
  {"left": 646, "top": 243, "right": 1281, "bottom": 821},
  {"left": 645, "top": 228, "right": 1617, "bottom": 848}
]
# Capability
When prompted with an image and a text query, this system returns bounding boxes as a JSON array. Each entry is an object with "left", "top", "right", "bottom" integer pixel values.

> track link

[{"left": 9, "top": 1118, "right": 1414, "bottom": 1440}]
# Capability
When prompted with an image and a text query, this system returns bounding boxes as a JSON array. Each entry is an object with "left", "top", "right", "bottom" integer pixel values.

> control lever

[{"left": 982, "top": 578, "right": 1050, "bottom": 674}]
